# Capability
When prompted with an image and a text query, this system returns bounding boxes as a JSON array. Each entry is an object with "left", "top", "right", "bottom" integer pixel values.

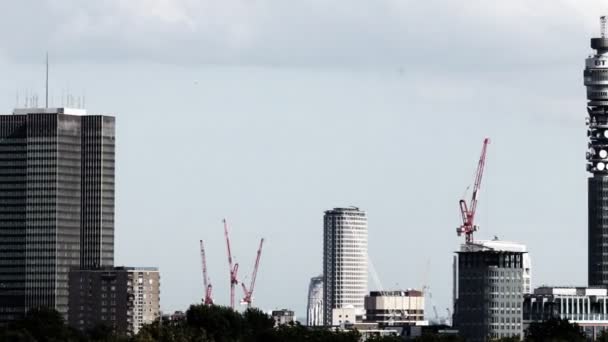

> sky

[{"left": 0, "top": 0, "right": 607, "bottom": 319}]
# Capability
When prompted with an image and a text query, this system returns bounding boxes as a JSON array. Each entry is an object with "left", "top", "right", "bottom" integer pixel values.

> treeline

[{"left": 0, "top": 305, "right": 606, "bottom": 342}]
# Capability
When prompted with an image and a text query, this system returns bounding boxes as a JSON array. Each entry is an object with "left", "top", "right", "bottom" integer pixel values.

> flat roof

[{"left": 12, "top": 107, "right": 87, "bottom": 116}]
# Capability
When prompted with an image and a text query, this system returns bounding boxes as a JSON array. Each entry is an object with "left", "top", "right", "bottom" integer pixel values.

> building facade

[
  {"left": 323, "top": 207, "right": 368, "bottom": 325},
  {"left": 306, "top": 275, "right": 324, "bottom": 326},
  {"left": 68, "top": 267, "right": 160, "bottom": 335},
  {"left": 586, "top": 17, "right": 608, "bottom": 287},
  {"left": 271, "top": 309, "right": 296, "bottom": 326},
  {"left": 0, "top": 108, "right": 115, "bottom": 322},
  {"left": 364, "top": 290, "right": 425, "bottom": 326},
  {"left": 453, "top": 241, "right": 528, "bottom": 341},
  {"left": 524, "top": 286, "right": 608, "bottom": 339}
]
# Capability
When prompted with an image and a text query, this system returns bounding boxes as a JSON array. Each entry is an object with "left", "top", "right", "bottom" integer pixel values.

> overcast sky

[{"left": 0, "top": 0, "right": 607, "bottom": 318}]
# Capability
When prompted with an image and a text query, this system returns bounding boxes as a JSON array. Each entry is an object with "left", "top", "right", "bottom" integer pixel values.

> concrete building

[
  {"left": 0, "top": 107, "right": 115, "bottom": 322},
  {"left": 306, "top": 275, "right": 323, "bottom": 326},
  {"left": 332, "top": 307, "right": 357, "bottom": 326},
  {"left": 524, "top": 286, "right": 608, "bottom": 339},
  {"left": 364, "top": 290, "right": 425, "bottom": 326},
  {"left": 453, "top": 240, "right": 529, "bottom": 341},
  {"left": 585, "top": 17, "right": 608, "bottom": 287},
  {"left": 68, "top": 267, "right": 160, "bottom": 335},
  {"left": 323, "top": 207, "right": 368, "bottom": 325},
  {"left": 271, "top": 309, "right": 295, "bottom": 326}
]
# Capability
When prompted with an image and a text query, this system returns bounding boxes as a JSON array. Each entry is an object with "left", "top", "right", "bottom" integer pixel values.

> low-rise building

[
  {"left": 332, "top": 307, "right": 357, "bottom": 326},
  {"left": 364, "top": 290, "right": 425, "bottom": 326},
  {"left": 272, "top": 309, "right": 296, "bottom": 326},
  {"left": 524, "top": 286, "right": 608, "bottom": 339},
  {"left": 68, "top": 267, "right": 160, "bottom": 335}
]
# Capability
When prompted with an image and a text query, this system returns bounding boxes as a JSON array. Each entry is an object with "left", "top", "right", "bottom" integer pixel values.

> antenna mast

[
  {"left": 602, "top": 16, "right": 607, "bottom": 38},
  {"left": 45, "top": 53, "right": 49, "bottom": 108}
]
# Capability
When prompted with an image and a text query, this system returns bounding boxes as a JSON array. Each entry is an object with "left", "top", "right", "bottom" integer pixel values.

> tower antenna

[
  {"left": 602, "top": 16, "right": 607, "bottom": 39},
  {"left": 45, "top": 53, "right": 49, "bottom": 108}
]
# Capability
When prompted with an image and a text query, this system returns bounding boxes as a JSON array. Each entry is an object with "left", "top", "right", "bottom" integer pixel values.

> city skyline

[{"left": 0, "top": 1, "right": 606, "bottom": 321}]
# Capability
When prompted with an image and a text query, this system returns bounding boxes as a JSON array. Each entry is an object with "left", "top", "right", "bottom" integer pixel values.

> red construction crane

[
  {"left": 223, "top": 219, "right": 239, "bottom": 309},
  {"left": 200, "top": 240, "right": 214, "bottom": 305},
  {"left": 241, "top": 238, "right": 264, "bottom": 308},
  {"left": 457, "top": 138, "right": 490, "bottom": 243}
]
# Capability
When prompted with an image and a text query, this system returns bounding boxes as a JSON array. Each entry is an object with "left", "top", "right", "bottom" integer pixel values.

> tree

[
  {"left": 525, "top": 318, "right": 586, "bottom": 342},
  {"left": 367, "top": 333, "right": 403, "bottom": 342}
]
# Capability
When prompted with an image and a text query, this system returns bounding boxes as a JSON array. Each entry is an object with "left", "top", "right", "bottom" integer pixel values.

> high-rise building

[
  {"left": 306, "top": 275, "right": 324, "bottom": 326},
  {"left": 453, "top": 240, "right": 529, "bottom": 342},
  {"left": 68, "top": 267, "right": 160, "bottom": 335},
  {"left": 323, "top": 207, "right": 368, "bottom": 325},
  {"left": 586, "top": 17, "right": 608, "bottom": 287},
  {"left": 0, "top": 107, "right": 115, "bottom": 322}
]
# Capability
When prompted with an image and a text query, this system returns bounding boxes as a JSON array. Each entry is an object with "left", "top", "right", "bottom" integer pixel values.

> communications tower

[{"left": 585, "top": 16, "right": 608, "bottom": 286}]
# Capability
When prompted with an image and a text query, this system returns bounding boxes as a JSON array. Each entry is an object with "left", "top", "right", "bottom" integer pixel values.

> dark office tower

[
  {"left": 80, "top": 116, "right": 115, "bottom": 268},
  {"left": 586, "top": 17, "right": 608, "bottom": 286},
  {"left": 0, "top": 108, "right": 115, "bottom": 322}
]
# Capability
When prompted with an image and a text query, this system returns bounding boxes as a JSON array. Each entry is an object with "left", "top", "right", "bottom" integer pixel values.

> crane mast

[
  {"left": 457, "top": 138, "right": 490, "bottom": 243},
  {"left": 241, "top": 238, "right": 264, "bottom": 308},
  {"left": 223, "top": 219, "right": 239, "bottom": 309},
  {"left": 200, "top": 240, "right": 213, "bottom": 305}
]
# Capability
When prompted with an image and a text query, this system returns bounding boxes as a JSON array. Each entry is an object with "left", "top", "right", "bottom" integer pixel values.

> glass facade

[{"left": 0, "top": 110, "right": 115, "bottom": 322}]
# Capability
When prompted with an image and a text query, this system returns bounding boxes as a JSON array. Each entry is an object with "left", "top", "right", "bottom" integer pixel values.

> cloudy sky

[{"left": 0, "top": 0, "right": 607, "bottom": 318}]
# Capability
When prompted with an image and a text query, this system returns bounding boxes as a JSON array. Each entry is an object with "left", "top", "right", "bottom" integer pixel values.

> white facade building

[
  {"left": 306, "top": 275, "right": 324, "bottom": 326},
  {"left": 364, "top": 290, "right": 426, "bottom": 325},
  {"left": 323, "top": 207, "right": 368, "bottom": 325},
  {"left": 524, "top": 286, "right": 608, "bottom": 339}
]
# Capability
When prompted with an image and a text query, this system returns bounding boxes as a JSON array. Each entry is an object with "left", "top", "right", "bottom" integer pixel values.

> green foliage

[
  {"left": 413, "top": 333, "right": 464, "bottom": 342},
  {"left": 366, "top": 333, "right": 403, "bottom": 342},
  {"left": 525, "top": 318, "right": 586, "bottom": 342},
  {"left": 597, "top": 329, "right": 608, "bottom": 342}
]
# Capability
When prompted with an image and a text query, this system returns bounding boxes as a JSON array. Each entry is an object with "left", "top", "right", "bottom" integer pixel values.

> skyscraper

[
  {"left": 0, "top": 107, "right": 115, "bottom": 322},
  {"left": 306, "top": 275, "right": 323, "bottom": 326},
  {"left": 322, "top": 207, "right": 368, "bottom": 325},
  {"left": 586, "top": 16, "right": 608, "bottom": 286},
  {"left": 453, "top": 240, "right": 528, "bottom": 341}
]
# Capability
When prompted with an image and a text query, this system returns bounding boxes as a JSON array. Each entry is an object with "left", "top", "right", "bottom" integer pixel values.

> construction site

[{"left": 199, "top": 219, "right": 265, "bottom": 310}]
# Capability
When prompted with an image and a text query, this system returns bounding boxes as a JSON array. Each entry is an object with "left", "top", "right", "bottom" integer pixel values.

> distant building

[
  {"left": 68, "top": 267, "right": 160, "bottom": 335},
  {"left": 364, "top": 290, "right": 425, "bottom": 326},
  {"left": 524, "top": 286, "right": 608, "bottom": 340},
  {"left": 272, "top": 309, "right": 295, "bottom": 326},
  {"left": 453, "top": 240, "right": 529, "bottom": 341},
  {"left": 332, "top": 307, "right": 357, "bottom": 326},
  {"left": 306, "top": 275, "right": 324, "bottom": 326},
  {"left": 323, "top": 207, "right": 368, "bottom": 325},
  {"left": 0, "top": 107, "right": 115, "bottom": 322}
]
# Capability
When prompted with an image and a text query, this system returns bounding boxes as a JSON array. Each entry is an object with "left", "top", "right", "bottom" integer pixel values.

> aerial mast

[
  {"left": 457, "top": 138, "right": 490, "bottom": 243},
  {"left": 241, "top": 238, "right": 264, "bottom": 308}
]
